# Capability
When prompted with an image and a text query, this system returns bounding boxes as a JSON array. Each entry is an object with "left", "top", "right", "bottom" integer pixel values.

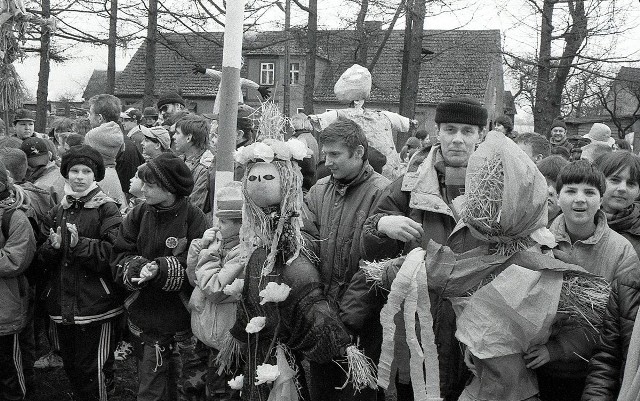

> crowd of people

[{"left": 0, "top": 88, "right": 638, "bottom": 401}]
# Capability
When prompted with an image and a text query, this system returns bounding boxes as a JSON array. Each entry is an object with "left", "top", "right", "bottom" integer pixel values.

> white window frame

[
  {"left": 289, "top": 62, "right": 300, "bottom": 85},
  {"left": 260, "top": 62, "right": 275, "bottom": 85},
  {"left": 325, "top": 108, "right": 335, "bottom": 112},
  {"left": 296, "top": 107, "right": 305, "bottom": 114}
]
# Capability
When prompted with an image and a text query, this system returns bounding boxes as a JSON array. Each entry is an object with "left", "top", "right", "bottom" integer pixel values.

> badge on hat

[{"left": 165, "top": 236, "right": 178, "bottom": 249}]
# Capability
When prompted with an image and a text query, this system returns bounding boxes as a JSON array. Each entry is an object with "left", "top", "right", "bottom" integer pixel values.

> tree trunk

[
  {"left": 354, "top": 0, "right": 369, "bottom": 65},
  {"left": 303, "top": 0, "right": 317, "bottom": 115},
  {"left": 399, "top": 0, "right": 425, "bottom": 118},
  {"left": 533, "top": 0, "right": 587, "bottom": 136},
  {"left": 35, "top": 0, "right": 51, "bottom": 133},
  {"left": 144, "top": 0, "right": 158, "bottom": 107},
  {"left": 106, "top": 0, "right": 118, "bottom": 94},
  {"left": 399, "top": 0, "right": 413, "bottom": 113}
]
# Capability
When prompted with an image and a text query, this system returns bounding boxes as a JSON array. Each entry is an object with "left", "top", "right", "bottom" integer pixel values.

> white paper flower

[
  {"left": 255, "top": 363, "right": 280, "bottom": 385},
  {"left": 259, "top": 282, "right": 292, "bottom": 305},
  {"left": 245, "top": 316, "right": 266, "bottom": 333},
  {"left": 287, "top": 138, "right": 309, "bottom": 160},
  {"left": 228, "top": 374, "right": 244, "bottom": 390},
  {"left": 223, "top": 278, "right": 244, "bottom": 298},
  {"left": 266, "top": 139, "right": 292, "bottom": 161},
  {"left": 253, "top": 142, "right": 275, "bottom": 163},
  {"left": 234, "top": 146, "right": 250, "bottom": 164}
]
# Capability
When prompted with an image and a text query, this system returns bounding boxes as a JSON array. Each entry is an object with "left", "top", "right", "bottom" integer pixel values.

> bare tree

[
  {"left": 35, "top": 0, "right": 52, "bottom": 133},
  {"left": 596, "top": 75, "right": 640, "bottom": 137},
  {"left": 398, "top": 0, "right": 425, "bottom": 118},
  {"left": 144, "top": 0, "right": 158, "bottom": 107}
]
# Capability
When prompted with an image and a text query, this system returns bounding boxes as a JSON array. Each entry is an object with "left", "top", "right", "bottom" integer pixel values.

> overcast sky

[{"left": 15, "top": 0, "right": 640, "bottom": 122}]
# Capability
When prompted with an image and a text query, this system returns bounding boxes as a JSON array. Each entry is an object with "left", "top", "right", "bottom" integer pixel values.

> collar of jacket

[
  {"left": 329, "top": 161, "right": 374, "bottom": 196},
  {"left": 146, "top": 196, "right": 188, "bottom": 217},
  {"left": 551, "top": 209, "right": 608, "bottom": 245},
  {"left": 185, "top": 149, "right": 214, "bottom": 169},
  {"left": 27, "top": 162, "right": 56, "bottom": 182},
  {"left": 61, "top": 187, "right": 115, "bottom": 210},
  {"left": 402, "top": 145, "right": 455, "bottom": 217}
]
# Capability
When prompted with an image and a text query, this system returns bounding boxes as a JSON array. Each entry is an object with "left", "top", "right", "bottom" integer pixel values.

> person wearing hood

[
  {"left": 84, "top": 94, "right": 128, "bottom": 209},
  {"left": 301, "top": 118, "right": 390, "bottom": 401},
  {"left": 0, "top": 159, "right": 36, "bottom": 401},
  {"left": 595, "top": 151, "right": 640, "bottom": 257}
]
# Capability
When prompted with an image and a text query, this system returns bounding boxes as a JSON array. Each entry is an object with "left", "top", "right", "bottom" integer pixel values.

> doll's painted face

[{"left": 245, "top": 162, "right": 281, "bottom": 208}]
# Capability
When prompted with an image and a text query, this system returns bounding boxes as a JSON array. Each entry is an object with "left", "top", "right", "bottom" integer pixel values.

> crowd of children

[{"left": 1, "top": 89, "right": 640, "bottom": 401}]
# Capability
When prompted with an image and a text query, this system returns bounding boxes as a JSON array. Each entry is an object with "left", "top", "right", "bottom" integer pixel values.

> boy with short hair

[
  {"left": 527, "top": 159, "right": 640, "bottom": 401},
  {"left": 38, "top": 145, "right": 123, "bottom": 401},
  {"left": 112, "top": 152, "right": 209, "bottom": 401}
]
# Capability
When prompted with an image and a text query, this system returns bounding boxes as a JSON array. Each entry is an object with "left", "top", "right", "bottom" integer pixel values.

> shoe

[
  {"left": 114, "top": 341, "right": 133, "bottom": 361},
  {"left": 34, "top": 351, "right": 64, "bottom": 369}
]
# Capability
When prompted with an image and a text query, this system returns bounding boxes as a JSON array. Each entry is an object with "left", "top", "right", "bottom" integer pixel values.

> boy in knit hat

[
  {"left": 187, "top": 181, "right": 245, "bottom": 401},
  {"left": 85, "top": 94, "right": 128, "bottom": 208},
  {"left": 38, "top": 144, "right": 123, "bottom": 401},
  {"left": 20, "top": 136, "right": 66, "bottom": 203},
  {"left": 0, "top": 159, "right": 36, "bottom": 401},
  {"left": 112, "top": 152, "right": 209, "bottom": 401}
]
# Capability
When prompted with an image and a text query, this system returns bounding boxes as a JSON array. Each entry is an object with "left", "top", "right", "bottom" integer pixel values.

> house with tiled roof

[
  {"left": 115, "top": 27, "right": 505, "bottom": 133},
  {"left": 565, "top": 66, "right": 640, "bottom": 138},
  {"left": 84, "top": 70, "right": 123, "bottom": 102}
]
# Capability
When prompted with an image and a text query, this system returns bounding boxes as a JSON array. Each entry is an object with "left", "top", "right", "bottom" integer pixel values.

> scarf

[
  {"left": 433, "top": 157, "right": 466, "bottom": 206},
  {"left": 606, "top": 203, "right": 640, "bottom": 236}
]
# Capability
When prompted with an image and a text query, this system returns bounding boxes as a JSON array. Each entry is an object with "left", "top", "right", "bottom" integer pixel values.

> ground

[{"left": 28, "top": 358, "right": 138, "bottom": 401}]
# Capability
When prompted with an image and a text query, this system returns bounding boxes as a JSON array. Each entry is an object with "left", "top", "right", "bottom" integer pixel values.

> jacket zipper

[{"left": 99, "top": 277, "right": 111, "bottom": 295}]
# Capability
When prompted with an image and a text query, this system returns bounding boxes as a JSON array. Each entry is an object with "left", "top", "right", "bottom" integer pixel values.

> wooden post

[{"left": 213, "top": 0, "right": 245, "bottom": 219}]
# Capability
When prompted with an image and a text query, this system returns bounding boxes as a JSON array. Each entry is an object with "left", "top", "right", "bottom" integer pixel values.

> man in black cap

[
  {"left": 156, "top": 92, "right": 187, "bottom": 124},
  {"left": 346, "top": 96, "right": 490, "bottom": 401}
]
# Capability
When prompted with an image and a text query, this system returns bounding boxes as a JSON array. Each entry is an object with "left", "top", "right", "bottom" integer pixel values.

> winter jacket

[
  {"left": 187, "top": 234, "right": 244, "bottom": 303},
  {"left": 112, "top": 197, "right": 209, "bottom": 341},
  {"left": 115, "top": 135, "right": 144, "bottom": 195},
  {"left": 550, "top": 210, "right": 640, "bottom": 282},
  {"left": 184, "top": 149, "right": 214, "bottom": 214},
  {"left": 581, "top": 268, "right": 640, "bottom": 400},
  {"left": 0, "top": 199, "right": 36, "bottom": 335},
  {"left": 352, "top": 146, "right": 483, "bottom": 400},
  {"left": 39, "top": 187, "right": 123, "bottom": 325},
  {"left": 98, "top": 167, "right": 127, "bottom": 210},
  {"left": 302, "top": 162, "right": 389, "bottom": 302},
  {"left": 605, "top": 202, "right": 640, "bottom": 258},
  {"left": 27, "top": 161, "right": 66, "bottom": 204}
]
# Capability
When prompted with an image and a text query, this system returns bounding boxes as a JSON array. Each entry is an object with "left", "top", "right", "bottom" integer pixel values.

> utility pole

[
  {"left": 144, "top": 0, "right": 158, "bottom": 107},
  {"left": 107, "top": 0, "right": 118, "bottom": 94},
  {"left": 283, "top": 0, "right": 291, "bottom": 117}
]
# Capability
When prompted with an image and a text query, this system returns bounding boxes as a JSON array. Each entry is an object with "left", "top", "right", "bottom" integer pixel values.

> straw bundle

[
  {"left": 360, "top": 259, "right": 395, "bottom": 289},
  {"left": 0, "top": 63, "right": 25, "bottom": 110},
  {"left": 557, "top": 272, "right": 610, "bottom": 330},
  {"left": 335, "top": 345, "right": 378, "bottom": 392},
  {"left": 461, "top": 155, "right": 504, "bottom": 236},
  {"left": 465, "top": 270, "right": 609, "bottom": 329},
  {"left": 256, "top": 101, "right": 289, "bottom": 141}
]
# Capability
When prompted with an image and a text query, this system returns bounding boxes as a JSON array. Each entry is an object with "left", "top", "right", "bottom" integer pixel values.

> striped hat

[{"left": 215, "top": 181, "right": 243, "bottom": 219}]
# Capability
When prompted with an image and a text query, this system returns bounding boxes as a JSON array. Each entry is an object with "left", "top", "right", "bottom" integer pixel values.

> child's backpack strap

[{"left": 1, "top": 208, "right": 15, "bottom": 241}]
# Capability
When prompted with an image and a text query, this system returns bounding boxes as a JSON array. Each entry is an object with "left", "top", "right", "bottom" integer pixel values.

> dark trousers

[
  {"left": 538, "top": 371, "right": 586, "bottom": 401},
  {"left": 0, "top": 333, "right": 26, "bottom": 401},
  {"left": 309, "top": 360, "right": 384, "bottom": 401},
  {"left": 133, "top": 335, "right": 181, "bottom": 401},
  {"left": 54, "top": 319, "right": 116, "bottom": 401},
  {"left": 18, "top": 286, "right": 35, "bottom": 390}
]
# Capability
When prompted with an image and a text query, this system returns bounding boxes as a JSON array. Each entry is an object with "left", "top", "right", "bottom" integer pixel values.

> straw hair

[{"left": 461, "top": 155, "right": 535, "bottom": 255}]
